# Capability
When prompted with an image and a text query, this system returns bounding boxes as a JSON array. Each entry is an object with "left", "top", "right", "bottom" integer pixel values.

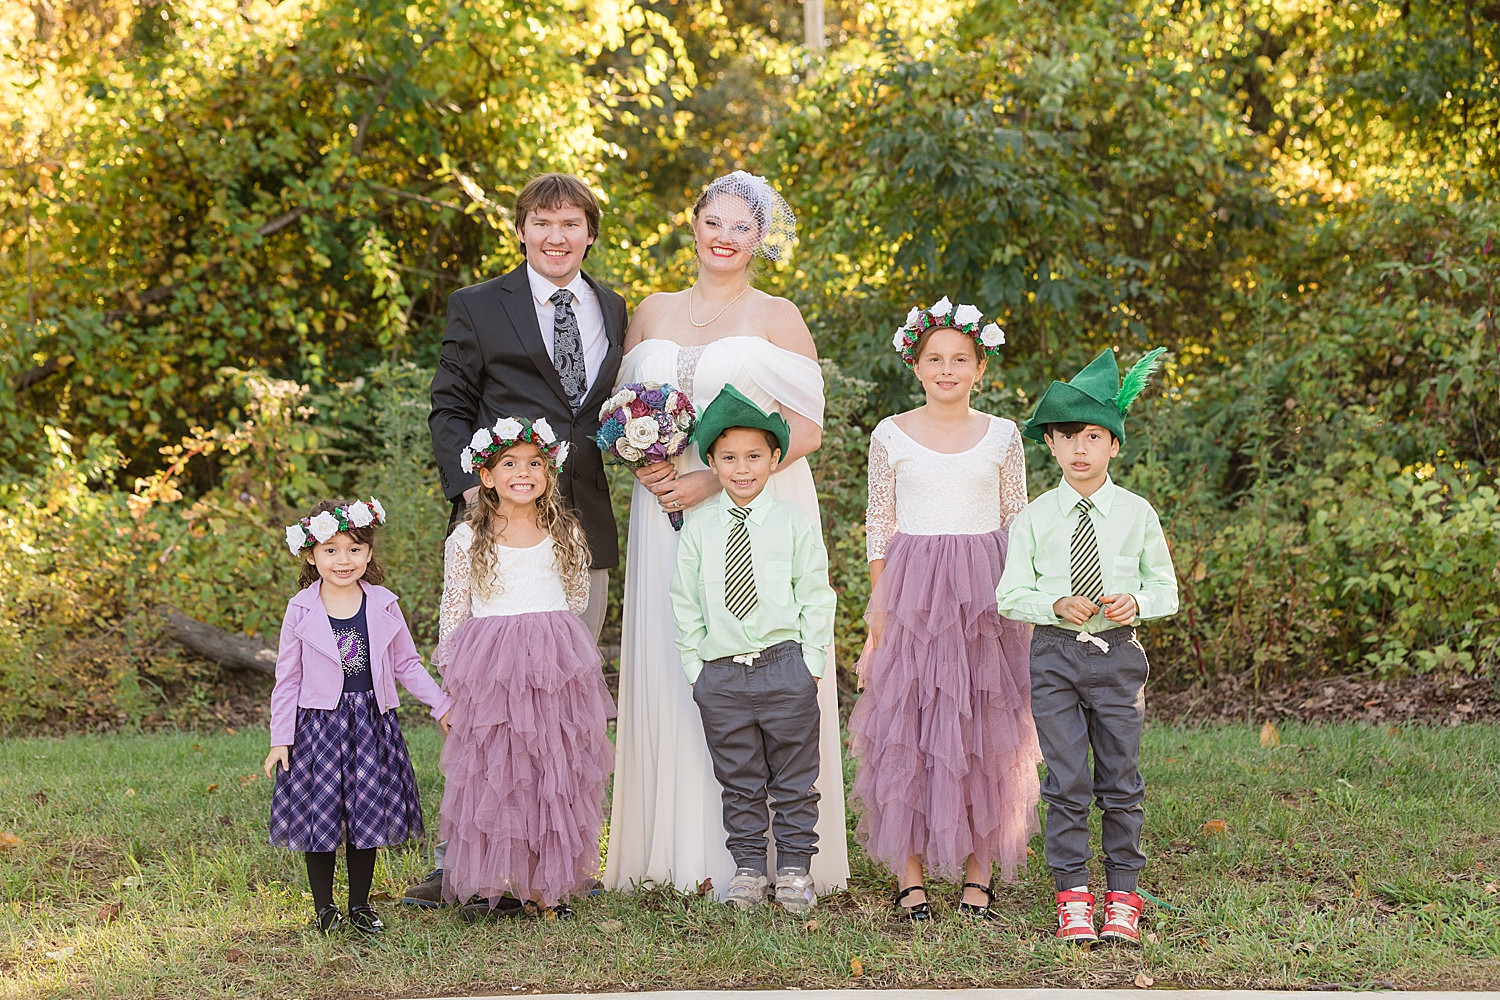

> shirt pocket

[
  {"left": 1112, "top": 555, "right": 1140, "bottom": 595},
  {"left": 756, "top": 558, "right": 796, "bottom": 609}
]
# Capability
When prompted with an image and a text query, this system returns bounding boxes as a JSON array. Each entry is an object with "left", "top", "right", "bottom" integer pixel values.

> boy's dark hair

[
  {"left": 296, "top": 499, "right": 385, "bottom": 590},
  {"left": 708, "top": 426, "right": 782, "bottom": 459},
  {"left": 514, "top": 173, "right": 601, "bottom": 254},
  {"left": 1043, "top": 421, "right": 1117, "bottom": 443}
]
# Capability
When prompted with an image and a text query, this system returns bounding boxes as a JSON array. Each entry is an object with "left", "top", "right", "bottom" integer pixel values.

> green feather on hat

[
  {"left": 695, "top": 385, "right": 792, "bottom": 464},
  {"left": 1021, "top": 347, "right": 1167, "bottom": 444}
]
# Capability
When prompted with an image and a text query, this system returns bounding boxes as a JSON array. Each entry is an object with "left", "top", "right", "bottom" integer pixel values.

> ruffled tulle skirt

[
  {"left": 437, "top": 611, "right": 616, "bottom": 907},
  {"left": 848, "top": 529, "right": 1042, "bottom": 882}
]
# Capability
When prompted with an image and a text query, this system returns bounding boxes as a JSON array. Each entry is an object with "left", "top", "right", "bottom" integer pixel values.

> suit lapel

[
  {"left": 578, "top": 271, "right": 625, "bottom": 415},
  {"left": 499, "top": 265, "right": 572, "bottom": 411}
]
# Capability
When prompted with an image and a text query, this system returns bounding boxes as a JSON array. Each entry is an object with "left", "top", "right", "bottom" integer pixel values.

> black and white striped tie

[
  {"left": 1070, "top": 498, "right": 1104, "bottom": 605},
  {"left": 724, "top": 506, "right": 758, "bottom": 620}
]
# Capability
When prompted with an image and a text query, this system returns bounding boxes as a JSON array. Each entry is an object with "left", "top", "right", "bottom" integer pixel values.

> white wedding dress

[{"left": 603, "top": 336, "right": 851, "bottom": 896}]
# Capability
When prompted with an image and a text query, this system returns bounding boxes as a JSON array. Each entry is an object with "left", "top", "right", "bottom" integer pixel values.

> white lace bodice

[
  {"left": 865, "top": 414, "right": 1029, "bottom": 561},
  {"left": 437, "top": 522, "right": 590, "bottom": 645}
]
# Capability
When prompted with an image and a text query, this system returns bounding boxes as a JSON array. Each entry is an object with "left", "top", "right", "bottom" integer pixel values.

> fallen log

[{"left": 157, "top": 605, "right": 277, "bottom": 677}]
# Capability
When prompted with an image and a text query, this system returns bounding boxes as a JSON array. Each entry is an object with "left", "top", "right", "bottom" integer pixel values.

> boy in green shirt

[
  {"left": 670, "top": 386, "right": 837, "bottom": 914},
  {"left": 997, "top": 348, "right": 1178, "bottom": 947}
]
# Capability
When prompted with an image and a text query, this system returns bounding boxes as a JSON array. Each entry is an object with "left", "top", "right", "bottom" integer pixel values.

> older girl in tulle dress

[
  {"left": 434, "top": 416, "right": 615, "bottom": 919},
  {"left": 849, "top": 298, "right": 1042, "bottom": 921}
]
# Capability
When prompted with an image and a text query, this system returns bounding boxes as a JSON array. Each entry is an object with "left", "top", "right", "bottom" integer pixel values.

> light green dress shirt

[
  {"left": 996, "top": 477, "right": 1179, "bottom": 633},
  {"left": 670, "top": 489, "right": 837, "bottom": 683}
]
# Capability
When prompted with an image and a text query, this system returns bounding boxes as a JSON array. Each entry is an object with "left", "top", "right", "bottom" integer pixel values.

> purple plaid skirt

[{"left": 268, "top": 691, "right": 425, "bottom": 853}]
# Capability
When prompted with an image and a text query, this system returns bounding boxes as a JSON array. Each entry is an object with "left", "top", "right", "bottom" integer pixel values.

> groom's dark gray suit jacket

[{"left": 429, "top": 262, "right": 627, "bottom": 569}]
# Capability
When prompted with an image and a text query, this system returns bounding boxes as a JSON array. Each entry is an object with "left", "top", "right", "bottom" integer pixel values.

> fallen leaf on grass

[
  {"left": 1293, "top": 941, "right": 1316, "bottom": 954},
  {"left": 1485, "top": 881, "right": 1499, "bottom": 895},
  {"left": 695, "top": 877, "right": 713, "bottom": 897},
  {"left": 803, "top": 920, "right": 819, "bottom": 932},
  {"left": 205, "top": 783, "right": 219, "bottom": 794},
  {"left": 369, "top": 891, "right": 394, "bottom": 902},
  {"left": 124, "top": 788, "right": 135, "bottom": 797},
  {"left": 596, "top": 919, "right": 624, "bottom": 934},
  {"left": 121, "top": 876, "right": 143, "bottom": 888},
  {"left": 96, "top": 902, "right": 122, "bottom": 924},
  {"left": 1260, "top": 721, "right": 1281, "bottom": 748},
  {"left": 0, "top": 832, "right": 21, "bottom": 850},
  {"left": 850, "top": 958, "right": 864, "bottom": 977},
  {"left": 226, "top": 948, "right": 248, "bottom": 964},
  {"left": 239, "top": 774, "right": 261, "bottom": 786},
  {"left": 1145, "top": 931, "right": 1160, "bottom": 944},
  {"left": 225, "top": 727, "right": 237, "bottom": 735},
  {"left": 45, "top": 947, "right": 74, "bottom": 963},
  {"left": 218, "top": 816, "right": 233, "bottom": 827},
  {"left": 1135, "top": 973, "right": 1155, "bottom": 988},
  {"left": 1202, "top": 819, "right": 1228, "bottom": 834},
  {"left": 28, "top": 791, "right": 47, "bottom": 806}
]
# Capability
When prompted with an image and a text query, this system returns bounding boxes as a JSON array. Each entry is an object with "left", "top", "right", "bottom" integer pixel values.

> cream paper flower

[
  {"left": 346, "top": 501, "right": 375, "bottom": 528},
  {"left": 624, "top": 416, "right": 659, "bottom": 448},
  {"left": 928, "top": 295, "right": 953, "bottom": 317},
  {"left": 369, "top": 497, "right": 386, "bottom": 522},
  {"left": 673, "top": 410, "right": 694, "bottom": 431},
  {"left": 532, "top": 417, "right": 557, "bottom": 444},
  {"left": 308, "top": 511, "right": 341, "bottom": 543},
  {"left": 604, "top": 389, "right": 635, "bottom": 413},
  {"left": 893, "top": 327, "right": 907, "bottom": 349},
  {"left": 667, "top": 431, "right": 688, "bottom": 454},
  {"left": 492, "top": 417, "right": 524, "bottom": 443},
  {"left": 953, "top": 303, "right": 983, "bottom": 327},
  {"left": 554, "top": 441, "right": 571, "bottom": 467},
  {"left": 616, "top": 441, "right": 644, "bottom": 462},
  {"left": 285, "top": 524, "right": 308, "bottom": 555},
  {"left": 905, "top": 307, "right": 922, "bottom": 326},
  {"left": 979, "top": 323, "right": 1006, "bottom": 348}
]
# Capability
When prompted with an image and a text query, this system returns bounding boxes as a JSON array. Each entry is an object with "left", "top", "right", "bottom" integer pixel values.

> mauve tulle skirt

[
  {"left": 848, "top": 529, "right": 1043, "bottom": 882},
  {"left": 437, "top": 610, "right": 616, "bottom": 907}
]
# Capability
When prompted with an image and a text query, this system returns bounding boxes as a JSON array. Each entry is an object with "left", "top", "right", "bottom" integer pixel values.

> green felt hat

[
  {"left": 1021, "top": 347, "right": 1167, "bottom": 444},
  {"left": 696, "top": 385, "right": 791, "bottom": 464}
]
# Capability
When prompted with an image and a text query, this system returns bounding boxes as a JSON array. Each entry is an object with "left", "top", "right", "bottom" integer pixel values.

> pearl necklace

[{"left": 687, "top": 282, "right": 751, "bottom": 328}]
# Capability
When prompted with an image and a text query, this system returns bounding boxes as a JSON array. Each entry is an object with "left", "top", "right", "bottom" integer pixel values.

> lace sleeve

[
  {"left": 866, "top": 432, "right": 897, "bottom": 562},
  {"left": 999, "top": 425, "right": 1029, "bottom": 530},
  {"left": 437, "top": 527, "right": 474, "bottom": 648},
  {"left": 563, "top": 525, "right": 592, "bottom": 618}
]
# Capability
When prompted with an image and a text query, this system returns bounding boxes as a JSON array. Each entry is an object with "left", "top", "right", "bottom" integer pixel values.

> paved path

[{"left": 429, "top": 990, "right": 1500, "bottom": 1000}]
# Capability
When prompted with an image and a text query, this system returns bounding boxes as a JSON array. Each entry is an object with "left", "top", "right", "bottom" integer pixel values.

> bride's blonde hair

[{"left": 467, "top": 443, "right": 591, "bottom": 600}]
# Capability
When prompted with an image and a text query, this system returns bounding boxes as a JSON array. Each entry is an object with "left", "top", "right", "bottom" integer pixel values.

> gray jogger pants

[
  {"left": 1029, "top": 624, "right": 1149, "bottom": 892},
  {"left": 692, "top": 640, "right": 821, "bottom": 875}
]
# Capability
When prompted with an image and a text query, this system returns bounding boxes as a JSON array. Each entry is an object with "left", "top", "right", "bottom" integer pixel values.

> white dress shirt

[{"left": 527, "top": 263, "right": 608, "bottom": 397}]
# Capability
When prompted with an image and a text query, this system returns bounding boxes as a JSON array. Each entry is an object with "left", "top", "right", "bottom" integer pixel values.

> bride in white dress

[{"left": 603, "top": 172, "right": 850, "bottom": 897}]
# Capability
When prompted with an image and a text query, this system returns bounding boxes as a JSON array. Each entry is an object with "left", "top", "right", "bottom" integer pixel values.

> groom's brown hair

[{"left": 514, "top": 173, "right": 601, "bottom": 243}]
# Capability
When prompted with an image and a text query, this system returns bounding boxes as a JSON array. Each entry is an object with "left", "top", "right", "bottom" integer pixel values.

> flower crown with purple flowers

[
  {"left": 892, "top": 295, "right": 1006, "bottom": 369},
  {"left": 461, "top": 415, "right": 570, "bottom": 475},
  {"left": 284, "top": 498, "right": 387, "bottom": 555}
]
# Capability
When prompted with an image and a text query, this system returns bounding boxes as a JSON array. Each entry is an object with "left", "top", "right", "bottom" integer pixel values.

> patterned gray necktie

[
  {"left": 1070, "top": 498, "right": 1104, "bottom": 605},
  {"left": 725, "top": 506, "right": 758, "bottom": 620},
  {"left": 549, "top": 288, "right": 586, "bottom": 412}
]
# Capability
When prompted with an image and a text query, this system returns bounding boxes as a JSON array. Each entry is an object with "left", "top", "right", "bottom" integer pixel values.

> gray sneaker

[
  {"left": 774, "top": 866, "right": 816, "bottom": 914},
  {"left": 721, "top": 868, "right": 770, "bottom": 911},
  {"left": 401, "top": 869, "right": 446, "bottom": 908}
]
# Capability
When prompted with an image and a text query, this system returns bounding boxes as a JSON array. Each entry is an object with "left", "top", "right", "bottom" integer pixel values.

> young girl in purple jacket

[{"left": 264, "top": 498, "right": 453, "bottom": 934}]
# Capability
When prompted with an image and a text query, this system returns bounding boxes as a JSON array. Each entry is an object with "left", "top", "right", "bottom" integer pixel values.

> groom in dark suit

[
  {"left": 429, "top": 172, "right": 626, "bottom": 634},
  {"left": 413, "top": 173, "right": 626, "bottom": 911}
]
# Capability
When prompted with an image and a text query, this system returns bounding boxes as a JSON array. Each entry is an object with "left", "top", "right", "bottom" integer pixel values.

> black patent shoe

[
  {"left": 459, "top": 898, "right": 525, "bottom": 923},
  {"left": 957, "top": 880, "right": 997, "bottom": 921},
  {"left": 522, "top": 899, "right": 575, "bottom": 920},
  {"left": 314, "top": 904, "right": 344, "bottom": 934},
  {"left": 893, "top": 884, "right": 933, "bottom": 922},
  {"left": 347, "top": 904, "right": 385, "bottom": 934}
]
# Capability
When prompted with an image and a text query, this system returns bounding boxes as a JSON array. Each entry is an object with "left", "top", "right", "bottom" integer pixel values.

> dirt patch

[{"left": 1149, "top": 670, "right": 1500, "bottom": 726}]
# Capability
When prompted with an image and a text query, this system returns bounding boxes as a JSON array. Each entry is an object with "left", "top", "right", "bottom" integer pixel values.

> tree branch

[{"left": 156, "top": 605, "right": 277, "bottom": 676}]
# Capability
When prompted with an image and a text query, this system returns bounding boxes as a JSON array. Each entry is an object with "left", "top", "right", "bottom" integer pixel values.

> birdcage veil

[{"left": 692, "top": 171, "right": 797, "bottom": 262}]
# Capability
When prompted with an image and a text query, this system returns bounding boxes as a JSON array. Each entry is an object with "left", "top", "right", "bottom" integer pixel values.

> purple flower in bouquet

[{"left": 596, "top": 381, "right": 698, "bottom": 529}]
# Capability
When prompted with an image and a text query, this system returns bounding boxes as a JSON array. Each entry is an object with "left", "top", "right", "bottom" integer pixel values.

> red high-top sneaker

[
  {"left": 1054, "top": 889, "right": 1098, "bottom": 944},
  {"left": 1099, "top": 890, "right": 1144, "bottom": 946}
]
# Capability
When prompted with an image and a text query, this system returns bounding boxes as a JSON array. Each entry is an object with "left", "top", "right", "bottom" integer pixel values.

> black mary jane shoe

[
  {"left": 347, "top": 903, "right": 386, "bottom": 934},
  {"left": 893, "top": 884, "right": 934, "bottom": 922},
  {"left": 956, "top": 880, "right": 998, "bottom": 921},
  {"left": 314, "top": 904, "right": 344, "bottom": 934}
]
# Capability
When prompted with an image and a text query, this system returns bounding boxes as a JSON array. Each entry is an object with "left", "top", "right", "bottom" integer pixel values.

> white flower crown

[
  {"left": 461, "top": 415, "right": 570, "bottom": 475},
  {"left": 284, "top": 498, "right": 387, "bottom": 555},
  {"left": 892, "top": 295, "right": 1006, "bottom": 369}
]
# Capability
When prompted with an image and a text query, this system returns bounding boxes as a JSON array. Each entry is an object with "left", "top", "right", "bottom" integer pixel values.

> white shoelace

[
  {"left": 1104, "top": 898, "right": 1138, "bottom": 927},
  {"left": 1058, "top": 898, "right": 1094, "bottom": 931}
]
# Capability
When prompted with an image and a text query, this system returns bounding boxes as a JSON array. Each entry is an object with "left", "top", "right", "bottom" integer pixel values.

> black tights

[{"left": 304, "top": 847, "right": 377, "bottom": 912}]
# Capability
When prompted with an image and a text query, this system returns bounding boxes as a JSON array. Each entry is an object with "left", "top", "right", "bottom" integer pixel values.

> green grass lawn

[{"left": 1, "top": 720, "right": 1499, "bottom": 999}]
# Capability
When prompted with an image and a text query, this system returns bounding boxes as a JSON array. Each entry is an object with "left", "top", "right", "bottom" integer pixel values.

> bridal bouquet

[{"left": 596, "top": 382, "right": 696, "bottom": 530}]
